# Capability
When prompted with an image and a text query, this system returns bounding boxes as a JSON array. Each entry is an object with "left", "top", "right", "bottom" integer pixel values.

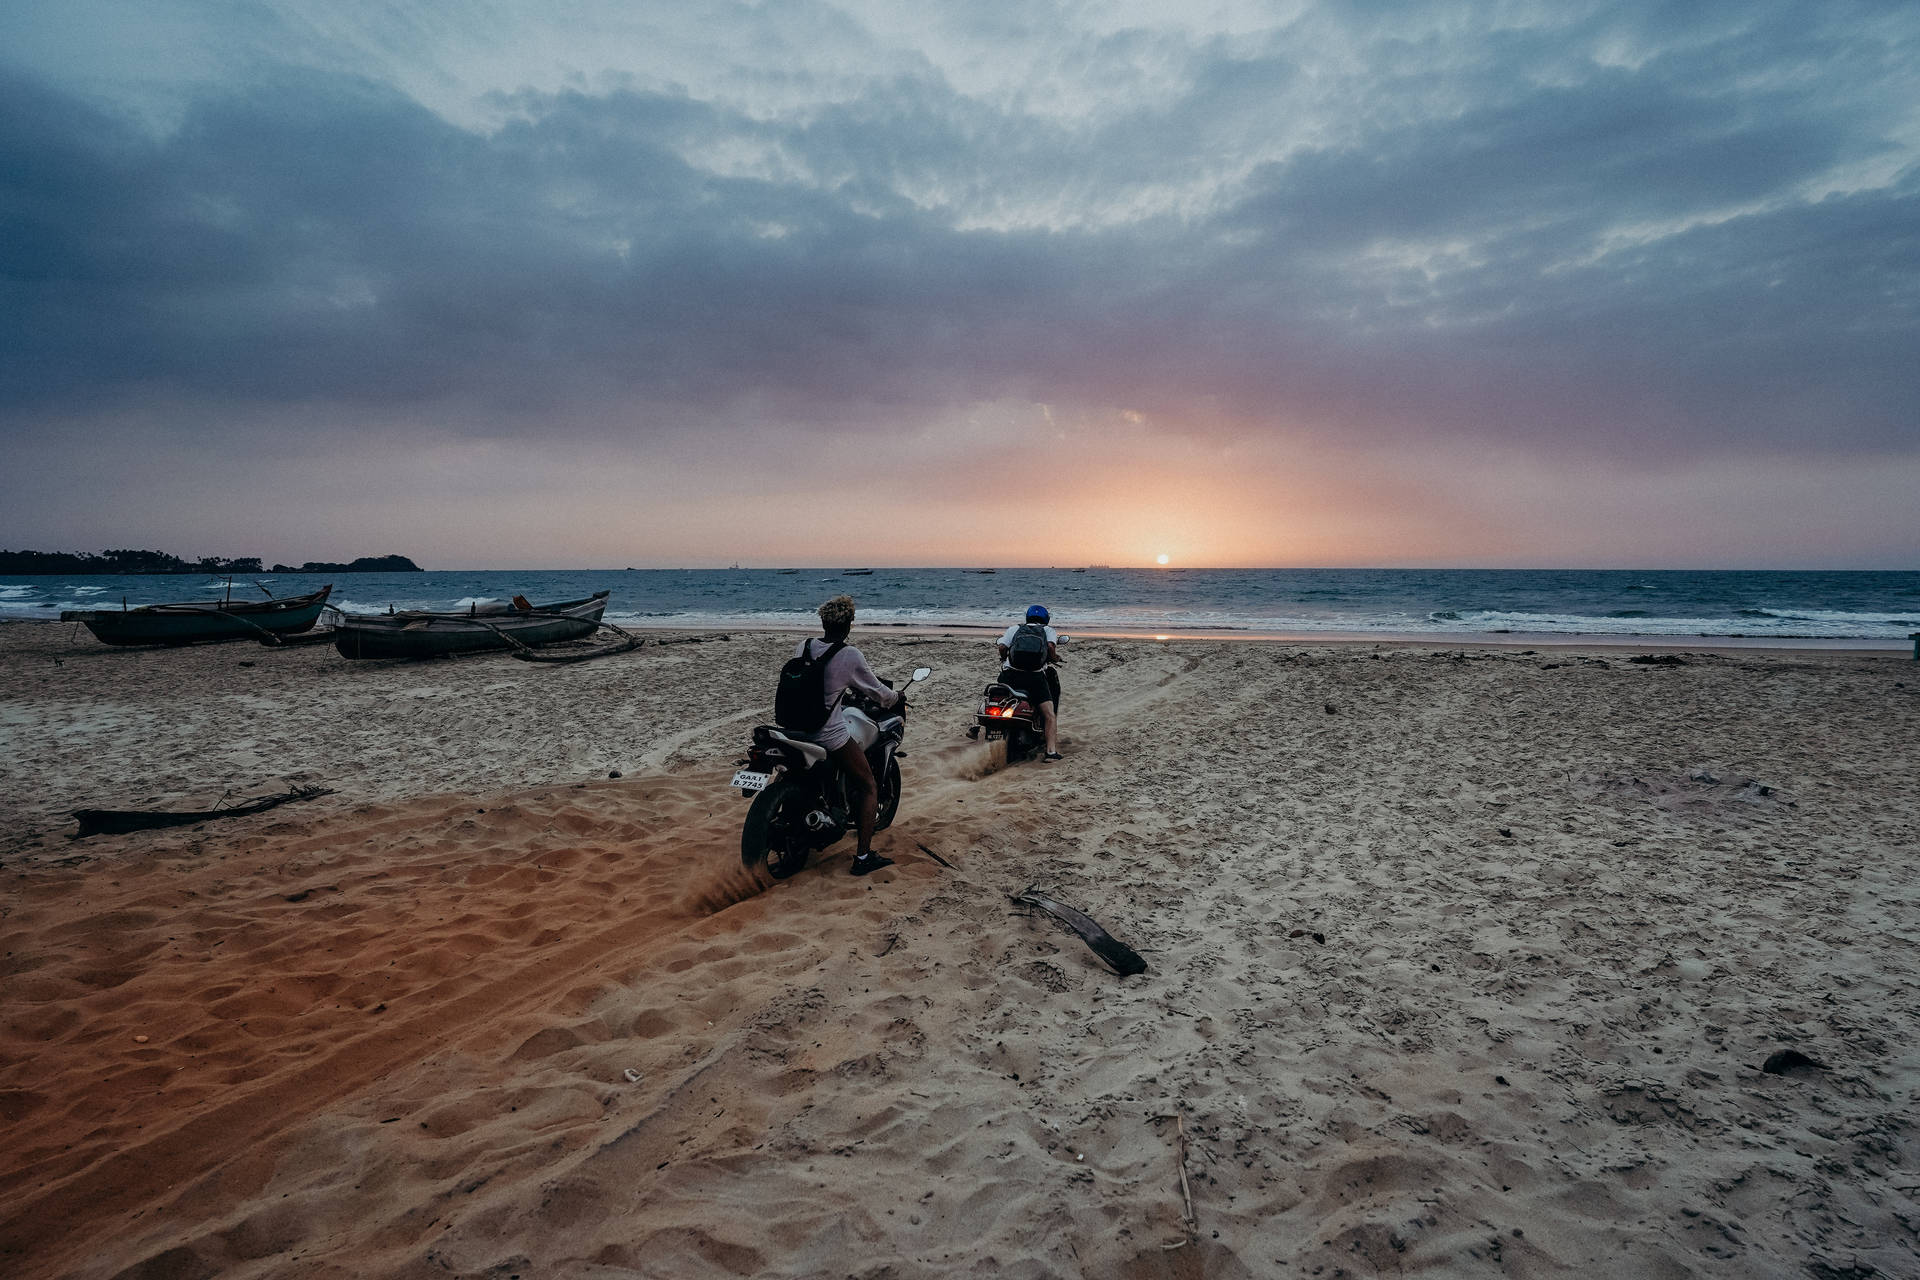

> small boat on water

[
  {"left": 62, "top": 585, "right": 333, "bottom": 646},
  {"left": 842, "top": 568, "right": 874, "bottom": 576},
  {"left": 332, "top": 591, "right": 610, "bottom": 660}
]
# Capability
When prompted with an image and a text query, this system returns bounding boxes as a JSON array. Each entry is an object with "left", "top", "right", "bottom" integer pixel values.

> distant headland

[
  {"left": 0, "top": 549, "right": 423, "bottom": 575},
  {"left": 269, "top": 555, "right": 423, "bottom": 574}
]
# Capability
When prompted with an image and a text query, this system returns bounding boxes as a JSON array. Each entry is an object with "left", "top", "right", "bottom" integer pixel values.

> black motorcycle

[{"left": 733, "top": 667, "right": 931, "bottom": 877}]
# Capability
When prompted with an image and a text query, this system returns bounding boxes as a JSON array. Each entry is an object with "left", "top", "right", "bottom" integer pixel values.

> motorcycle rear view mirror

[
  {"left": 1055, "top": 634, "right": 1071, "bottom": 644},
  {"left": 910, "top": 667, "right": 932, "bottom": 682}
]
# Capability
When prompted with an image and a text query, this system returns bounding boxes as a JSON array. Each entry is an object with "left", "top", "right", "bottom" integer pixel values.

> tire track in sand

[
  {"left": 0, "top": 775, "right": 744, "bottom": 1278},
  {"left": 2, "top": 646, "right": 1199, "bottom": 1278}
]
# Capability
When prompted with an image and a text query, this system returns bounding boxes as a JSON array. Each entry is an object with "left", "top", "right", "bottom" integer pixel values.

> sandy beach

[{"left": 1, "top": 621, "right": 1915, "bottom": 1278}]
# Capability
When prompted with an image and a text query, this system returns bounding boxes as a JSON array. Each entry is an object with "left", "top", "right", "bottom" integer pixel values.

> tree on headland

[
  {"left": 100, "top": 550, "right": 191, "bottom": 574},
  {"left": 0, "top": 548, "right": 194, "bottom": 574}
]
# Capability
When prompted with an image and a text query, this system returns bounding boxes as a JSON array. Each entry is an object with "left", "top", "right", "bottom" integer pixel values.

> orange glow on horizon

[{"left": 583, "top": 423, "right": 1523, "bottom": 569}]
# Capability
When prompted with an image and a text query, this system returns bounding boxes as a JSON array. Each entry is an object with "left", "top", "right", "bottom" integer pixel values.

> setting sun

[{"left": 1156, "top": 553, "right": 1170, "bottom": 565}]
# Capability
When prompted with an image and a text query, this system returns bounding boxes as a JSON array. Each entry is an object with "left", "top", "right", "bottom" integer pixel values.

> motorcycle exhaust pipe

[{"left": 804, "top": 809, "right": 835, "bottom": 831}]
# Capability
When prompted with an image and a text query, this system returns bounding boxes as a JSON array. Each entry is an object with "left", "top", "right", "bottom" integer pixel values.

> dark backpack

[
  {"left": 775, "top": 639, "right": 844, "bottom": 730},
  {"left": 1006, "top": 623, "right": 1049, "bottom": 672}
]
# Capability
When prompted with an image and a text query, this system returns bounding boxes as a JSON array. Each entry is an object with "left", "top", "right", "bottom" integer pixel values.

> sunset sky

[{"left": 3, "top": 2, "right": 1916, "bottom": 569}]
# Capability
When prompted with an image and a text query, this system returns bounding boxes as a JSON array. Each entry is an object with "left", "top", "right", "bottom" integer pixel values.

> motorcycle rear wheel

[
  {"left": 742, "top": 778, "right": 812, "bottom": 879},
  {"left": 874, "top": 756, "right": 902, "bottom": 831}
]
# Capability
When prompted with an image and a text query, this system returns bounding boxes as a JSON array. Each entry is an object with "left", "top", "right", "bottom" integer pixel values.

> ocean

[{"left": 6, "top": 567, "right": 1917, "bottom": 646}]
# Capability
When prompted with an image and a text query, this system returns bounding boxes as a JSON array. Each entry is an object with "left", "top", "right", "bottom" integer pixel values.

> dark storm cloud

[
  {"left": 0, "top": 65, "right": 1070, "bottom": 426},
  {"left": 2, "top": 1, "right": 1916, "bottom": 460}
]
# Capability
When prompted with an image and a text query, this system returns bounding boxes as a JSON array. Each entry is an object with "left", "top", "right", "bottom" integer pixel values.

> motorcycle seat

[{"left": 753, "top": 725, "right": 830, "bottom": 767}]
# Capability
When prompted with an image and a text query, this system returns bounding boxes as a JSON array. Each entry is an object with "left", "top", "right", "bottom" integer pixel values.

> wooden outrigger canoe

[
  {"left": 61, "top": 585, "right": 334, "bottom": 646},
  {"left": 332, "top": 591, "right": 610, "bottom": 660}
]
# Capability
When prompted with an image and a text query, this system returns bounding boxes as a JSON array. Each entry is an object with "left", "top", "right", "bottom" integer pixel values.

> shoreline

[
  {"left": 12, "top": 613, "right": 1911, "bottom": 655},
  {"left": 851, "top": 621, "right": 1914, "bottom": 653}
]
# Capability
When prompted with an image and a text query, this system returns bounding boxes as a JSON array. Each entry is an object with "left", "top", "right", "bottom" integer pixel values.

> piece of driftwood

[
  {"left": 262, "top": 627, "right": 340, "bottom": 647},
  {"left": 512, "top": 621, "right": 643, "bottom": 664},
  {"left": 1011, "top": 885, "right": 1148, "bottom": 976},
  {"left": 1150, "top": 1113, "right": 1198, "bottom": 1247},
  {"left": 915, "top": 841, "right": 957, "bottom": 869},
  {"left": 73, "top": 785, "right": 337, "bottom": 838},
  {"left": 1173, "top": 1113, "right": 1197, "bottom": 1235}
]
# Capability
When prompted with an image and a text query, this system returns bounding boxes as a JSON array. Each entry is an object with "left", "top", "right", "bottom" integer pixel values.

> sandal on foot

[
  {"left": 849, "top": 853, "right": 894, "bottom": 876},
  {"left": 1043, "top": 751, "right": 1064, "bottom": 762}
]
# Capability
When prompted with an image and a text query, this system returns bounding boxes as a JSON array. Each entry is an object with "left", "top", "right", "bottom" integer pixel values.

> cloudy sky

[{"left": 3, "top": 1, "right": 1916, "bottom": 568}]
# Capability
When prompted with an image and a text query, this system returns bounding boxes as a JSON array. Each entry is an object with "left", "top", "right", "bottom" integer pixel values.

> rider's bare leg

[
  {"left": 1040, "top": 701, "right": 1058, "bottom": 755},
  {"left": 831, "top": 740, "right": 879, "bottom": 858}
]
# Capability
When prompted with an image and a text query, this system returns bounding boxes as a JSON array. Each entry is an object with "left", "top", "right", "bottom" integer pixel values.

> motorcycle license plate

[{"left": 731, "top": 769, "right": 771, "bottom": 793}]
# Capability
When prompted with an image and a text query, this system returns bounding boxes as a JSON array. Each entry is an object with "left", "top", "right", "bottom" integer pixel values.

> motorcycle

[
  {"left": 966, "top": 635, "right": 1067, "bottom": 763},
  {"left": 733, "top": 666, "right": 932, "bottom": 877}
]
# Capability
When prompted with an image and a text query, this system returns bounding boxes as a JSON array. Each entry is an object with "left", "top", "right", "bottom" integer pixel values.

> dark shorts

[{"left": 997, "top": 666, "right": 1058, "bottom": 710}]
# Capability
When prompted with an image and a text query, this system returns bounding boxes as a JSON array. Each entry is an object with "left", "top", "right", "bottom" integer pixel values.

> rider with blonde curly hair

[{"left": 789, "top": 595, "right": 903, "bottom": 875}]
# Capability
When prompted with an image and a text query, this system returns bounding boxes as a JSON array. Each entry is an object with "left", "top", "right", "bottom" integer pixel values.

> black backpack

[
  {"left": 1006, "top": 623, "right": 1049, "bottom": 672},
  {"left": 775, "top": 639, "right": 844, "bottom": 730}
]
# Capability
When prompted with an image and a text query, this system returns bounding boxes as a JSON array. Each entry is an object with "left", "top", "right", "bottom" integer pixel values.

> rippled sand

[{"left": 2, "top": 623, "right": 1915, "bottom": 1278}]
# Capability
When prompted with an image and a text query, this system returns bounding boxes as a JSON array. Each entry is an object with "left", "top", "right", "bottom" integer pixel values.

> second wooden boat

[{"left": 332, "top": 592, "right": 611, "bottom": 660}]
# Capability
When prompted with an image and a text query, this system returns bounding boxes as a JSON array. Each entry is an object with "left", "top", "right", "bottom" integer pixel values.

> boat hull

[
  {"left": 61, "top": 587, "right": 334, "bottom": 646},
  {"left": 332, "top": 593, "right": 609, "bottom": 660}
]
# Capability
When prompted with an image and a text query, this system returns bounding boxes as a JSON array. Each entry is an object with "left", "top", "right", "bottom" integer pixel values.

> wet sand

[{"left": 1, "top": 622, "right": 1916, "bottom": 1278}]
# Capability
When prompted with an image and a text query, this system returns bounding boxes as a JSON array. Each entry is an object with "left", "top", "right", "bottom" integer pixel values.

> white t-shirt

[
  {"left": 998, "top": 622, "right": 1059, "bottom": 647},
  {"left": 999, "top": 622, "right": 1058, "bottom": 669},
  {"left": 793, "top": 637, "right": 899, "bottom": 718}
]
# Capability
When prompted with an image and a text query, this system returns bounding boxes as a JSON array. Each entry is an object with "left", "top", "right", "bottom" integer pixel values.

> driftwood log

[
  {"left": 1011, "top": 885, "right": 1148, "bottom": 976},
  {"left": 262, "top": 627, "right": 340, "bottom": 648},
  {"left": 513, "top": 620, "right": 644, "bottom": 664},
  {"left": 73, "top": 785, "right": 337, "bottom": 838},
  {"left": 914, "top": 841, "right": 958, "bottom": 869}
]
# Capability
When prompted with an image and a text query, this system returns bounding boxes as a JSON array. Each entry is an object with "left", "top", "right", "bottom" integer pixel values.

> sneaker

[
  {"left": 1043, "top": 751, "right": 1063, "bottom": 762},
  {"left": 849, "top": 852, "right": 894, "bottom": 876}
]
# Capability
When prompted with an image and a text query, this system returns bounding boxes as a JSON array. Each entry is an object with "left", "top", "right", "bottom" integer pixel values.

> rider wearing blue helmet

[{"left": 997, "top": 604, "right": 1063, "bottom": 760}]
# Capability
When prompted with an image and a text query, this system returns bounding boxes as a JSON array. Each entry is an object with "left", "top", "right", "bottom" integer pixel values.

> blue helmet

[{"left": 1026, "top": 604, "right": 1050, "bottom": 622}]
